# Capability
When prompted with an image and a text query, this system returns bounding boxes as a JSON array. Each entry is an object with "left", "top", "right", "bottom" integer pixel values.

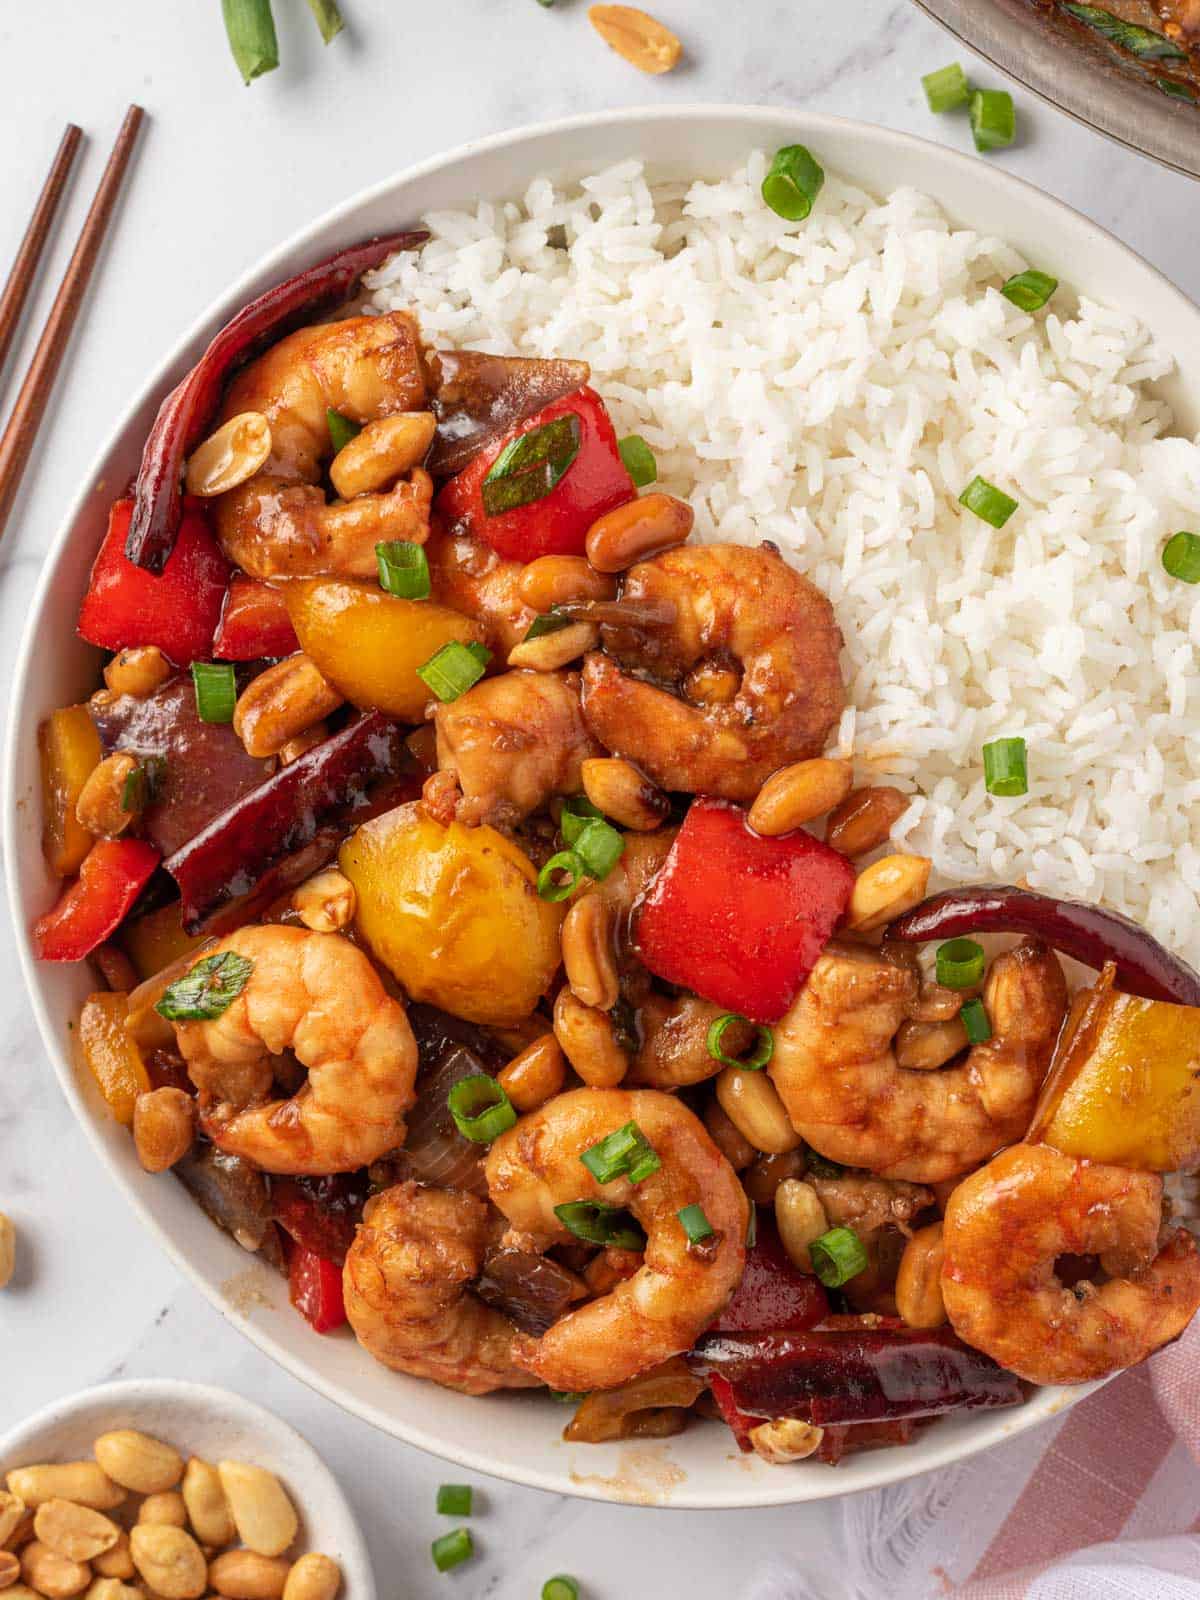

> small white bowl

[{"left": 0, "top": 1380, "right": 375, "bottom": 1600}]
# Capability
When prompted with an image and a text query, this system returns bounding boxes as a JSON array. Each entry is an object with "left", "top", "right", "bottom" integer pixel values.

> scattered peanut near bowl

[{"left": 1, "top": 1429, "right": 340, "bottom": 1600}]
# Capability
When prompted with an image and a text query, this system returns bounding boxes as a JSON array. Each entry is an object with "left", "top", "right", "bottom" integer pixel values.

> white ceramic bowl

[
  {"left": 0, "top": 1379, "right": 374, "bottom": 1598},
  {"left": 8, "top": 105, "right": 1200, "bottom": 1510}
]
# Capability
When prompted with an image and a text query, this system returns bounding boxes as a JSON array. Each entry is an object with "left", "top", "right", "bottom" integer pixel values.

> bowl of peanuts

[{"left": 0, "top": 1380, "right": 373, "bottom": 1600}]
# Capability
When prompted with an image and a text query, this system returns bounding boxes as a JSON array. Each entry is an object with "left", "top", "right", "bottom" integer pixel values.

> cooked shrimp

[
  {"left": 942, "top": 1142, "right": 1200, "bottom": 1385},
  {"left": 425, "top": 521, "right": 534, "bottom": 654},
  {"left": 485, "top": 1087, "right": 749, "bottom": 1391},
  {"left": 343, "top": 1182, "right": 541, "bottom": 1395},
  {"left": 769, "top": 939, "right": 1068, "bottom": 1183},
  {"left": 433, "top": 669, "right": 602, "bottom": 828},
  {"left": 580, "top": 542, "right": 844, "bottom": 802},
  {"left": 173, "top": 924, "right": 417, "bottom": 1175},
  {"left": 214, "top": 313, "right": 432, "bottom": 578}
]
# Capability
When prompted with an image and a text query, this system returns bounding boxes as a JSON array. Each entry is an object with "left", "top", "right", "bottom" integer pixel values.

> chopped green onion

[
  {"left": 678, "top": 1204, "right": 714, "bottom": 1245},
  {"left": 537, "top": 850, "right": 584, "bottom": 902},
  {"left": 961, "top": 997, "right": 992, "bottom": 1043},
  {"left": 762, "top": 144, "right": 826, "bottom": 223},
  {"left": 191, "top": 662, "right": 237, "bottom": 725},
  {"left": 959, "top": 475, "right": 1018, "bottom": 528},
  {"left": 416, "top": 640, "right": 490, "bottom": 703},
  {"left": 982, "top": 736, "right": 1029, "bottom": 797},
  {"left": 436, "top": 1485, "right": 472, "bottom": 1517},
  {"left": 922, "top": 62, "right": 970, "bottom": 113},
  {"left": 969, "top": 88, "right": 1016, "bottom": 152},
  {"left": 572, "top": 818, "right": 625, "bottom": 881},
  {"left": 549, "top": 1390, "right": 588, "bottom": 1403},
  {"left": 431, "top": 1529, "right": 473, "bottom": 1573},
  {"left": 935, "top": 938, "right": 986, "bottom": 990},
  {"left": 705, "top": 1013, "right": 775, "bottom": 1071},
  {"left": 326, "top": 408, "right": 361, "bottom": 453},
  {"left": 542, "top": 1579, "right": 580, "bottom": 1600},
  {"left": 554, "top": 1200, "right": 646, "bottom": 1251},
  {"left": 1064, "top": 4, "right": 1186, "bottom": 58},
  {"left": 1001, "top": 270, "right": 1058, "bottom": 312},
  {"left": 121, "top": 756, "right": 165, "bottom": 813},
  {"left": 304, "top": 0, "right": 344, "bottom": 43},
  {"left": 810, "top": 1225, "right": 868, "bottom": 1288},
  {"left": 1162, "top": 531, "right": 1200, "bottom": 583},
  {"left": 221, "top": 0, "right": 279, "bottom": 83},
  {"left": 1157, "top": 77, "right": 1197, "bottom": 100},
  {"left": 375, "top": 540, "right": 430, "bottom": 599},
  {"left": 482, "top": 413, "right": 581, "bottom": 516},
  {"left": 523, "top": 607, "right": 573, "bottom": 641},
  {"left": 581, "top": 1121, "right": 661, "bottom": 1186},
  {"left": 618, "top": 435, "right": 657, "bottom": 487},
  {"left": 155, "top": 952, "right": 254, "bottom": 1022},
  {"left": 560, "top": 796, "right": 604, "bottom": 847},
  {"left": 447, "top": 1075, "right": 517, "bottom": 1144}
]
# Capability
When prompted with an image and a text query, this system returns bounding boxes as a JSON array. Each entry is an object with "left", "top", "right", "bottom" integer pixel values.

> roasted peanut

[
  {"left": 6, "top": 1469, "right": 123, "bottom": 1514},
  {"left": 844, "top": 854, "right": 931, "bottom": 934},
  {"left": 0, "top": 1495, "right": 27, "bottom": 1547},
  {"left": 92, "top": 944, "right": 139, "bottom": 993},
  {"left": 329, "top": 413, "right": 436, "bottom": 500},
  {"left": 291, "top": 870, "right": 356, "bottom": 934},
  {"left": 137, "top": 1495, "right": 186, "bottom": 1530},
  {"left": 517, "top": 555, "right": 615, "bottom": 612},
  {"left": 4, "top": 1587, "right": 40, "bottom": 1600},
  {"left": 180, "top": 1462, "right": 234, "bottom": 1551},
  {"left": 277, "top": 724, "right": 327, "bottom": 766},
  {"left": 233, "top": 657, "right": 344, "bottom": 761},
  {"left": 580, "top": 758, "right": 668, "bottom": 832},
  {"left": 75, "top": 754, "right": 142, "bottom": 839},
  {"left": 0, "top": 1214, "right": 14, "bottom": 1290},
  {"left": 894, "top": 1015, "right": 969, "bottom": 1071},
  {"left": 92, "top": 1534, "right": 133, "bottom": 1582},
  {"left": 129, "top": 1525, "right": 205, "bottom": 1600},
  {"left": 33, "top": 1503, "right": 119, "bottom": 1563},
  {"left": 3, "top": 1507, "right": 34, "bottom": 1553},
  {"left": 0, "top": 1552, "right": 18, "bottom": 1588},
  {"left": 774, "top": 1180, "right": 830, "bottom": 1273},
  {"left": 497, "top": 1034, "right": 566, "bottom": 1114},
  {"left": 742, "top": 1150, "right": 806, "bottom": 1207},
  {"left": 133, "top": 1089, "right": 196, "bottom": 1174},
  {"left": 703, "top": 1100, "right": 755, "bottom": 1172},
  {"left": 553, "top": 988, "right": 628, "bottom": 1088},
  {"left": 748, "top": 759, "right": 853, "bottom": 837},
  {"left": 20, "top": 1542, "right": 90, "bottom": 1599},
  {"left": 585, "top": 491, "right": 693, "bottom": 572},
  {"left": 748, "top": 1418, "right": 824, "bottom": 1464},
  {"left": 715, "top": 1067, "right": 801, "bottom": 1155},
  {"left": 84, "top": 1582, "right": 143, "bottom": 1600},
  {"left": 895, "top": 1221, "right": 947, "bottom": 1329},
  {"left": 561, "top": 894, "right": 620, "bottom": 1011},
  {"left": 506, "top": 620, "right": 599, "bottom": 671},
  {"left": 281, "top": 1553, "right": 340, "bottom": 1600},
  {"left": 215, "top": 1465, "right": 296, "bottom": 1560},
  {"left": 103, "top": 647, "right": 172, "bottom": 701},
  {"left": 825, "top": 785, "right": 911, "bottom": 858},
  {"left": 94, "top": 1434, "right": 183, "bottom": 1497},
  {"left": 207, "top": 1551, "right": 291, "bottom": 1600},
  {"left": 588, "top": 4, "right": 682, "bottom": 73},
  {"left": 185, "top": 412, "right": 272, "bottom": 497}
]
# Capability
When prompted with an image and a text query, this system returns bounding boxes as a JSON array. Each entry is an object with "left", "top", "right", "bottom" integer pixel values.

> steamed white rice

[{"left": 367, "top": 153, "right": 1200, "bottom": 951}]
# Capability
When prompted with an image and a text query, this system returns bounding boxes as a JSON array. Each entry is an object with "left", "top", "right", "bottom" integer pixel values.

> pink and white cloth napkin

[{"left": 744, "top": 1320, "right": 1200, "bottom": 1599}]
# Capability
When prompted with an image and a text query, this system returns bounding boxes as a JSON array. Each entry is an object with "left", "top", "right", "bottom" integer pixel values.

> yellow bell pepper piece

[
  {"left": 39, "top": 705, "right": 102, "bottom": 877},
  {"left": 76, "top": 991, "right": 150, "bottom": 1125},
  {"left": 1031, "top": 962, "right": 1200, "bottom": 1171},
  {"left": 120, "top": 900, "right": 209, "bottom": 981}
]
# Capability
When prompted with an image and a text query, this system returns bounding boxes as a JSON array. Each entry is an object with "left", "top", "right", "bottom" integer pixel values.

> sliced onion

[{"left": 391, "top": 1044, "right": 490, "bottom": 1195}]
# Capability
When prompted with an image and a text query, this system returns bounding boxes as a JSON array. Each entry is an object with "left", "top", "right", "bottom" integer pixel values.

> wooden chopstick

[
  {"left": 0, "top": 105, "right": 146, "bottom": 543},
  {"left": 0, "top": 124, "right": 83, "bottom": 384}
]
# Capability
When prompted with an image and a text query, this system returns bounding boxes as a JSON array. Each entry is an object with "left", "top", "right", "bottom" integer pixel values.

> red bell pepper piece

[
  {"left": 711, "top": 1215, "right": 829, "bottom": 1335},
  {"left": 272, "top": 1174, "right": 367, "bottom": 1267},
  {"left": 213, "top": 576, "right": 299, "bottom": 661},
  {"left": 286, "top": 1239, "right": 347, "bottom": 1335},
  {"left": 127, "top": 230, "right": 429, "bottom": 573},
  {"left": 78, "top": 498, "right": 230, "bottom": 667},
  {"left": 33, "top": 837, "right": 161, "bottom": 962},
  {"left": 435, "top": 386, "right": 634, "bottom": 562},
  {"left": 708, "top": 1374, "right": 757, "bottom": 1453},
  {"left": 635, "top": 798, "right": 856, "bottom": 1024}
]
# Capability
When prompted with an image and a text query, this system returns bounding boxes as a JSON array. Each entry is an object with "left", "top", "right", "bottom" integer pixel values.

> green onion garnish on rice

[
  {"left": 959, "top": 475, "right": 1018, "bottom": 528},
  {"left": 762, "top": 145, "right": 825, "bottom": 223},
  {"left": 1162, "top": 531, "right": 1200, "bottom": 583},
  {"left": 1001, "top": 270, "right": 1058, "bottom": 312},
  {"left": 983, "top": 737, "right": 1029, "bottom": 797}
]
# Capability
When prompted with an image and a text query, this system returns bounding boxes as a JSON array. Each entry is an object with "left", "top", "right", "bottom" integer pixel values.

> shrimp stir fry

[{"left": 46, "top": 247, "right": 1200, "bottom": 1477}]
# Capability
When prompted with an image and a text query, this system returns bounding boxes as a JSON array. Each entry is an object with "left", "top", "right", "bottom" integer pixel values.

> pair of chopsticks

[{"left": 0, "top": 105, "right": 146, "bottom": 542}]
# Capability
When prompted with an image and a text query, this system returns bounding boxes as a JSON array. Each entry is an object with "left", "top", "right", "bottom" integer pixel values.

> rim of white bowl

[
  {"left": 10, "top": 100, "right": 1190, "bottom": 1508},
  {"left": 0, "top": 1377, "right": 375, "bottom": 1599}
]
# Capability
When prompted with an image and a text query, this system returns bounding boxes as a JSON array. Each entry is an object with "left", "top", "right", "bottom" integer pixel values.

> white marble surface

[{"left": 1, "top": 3, "right": 1198, "bottom": 1596}]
